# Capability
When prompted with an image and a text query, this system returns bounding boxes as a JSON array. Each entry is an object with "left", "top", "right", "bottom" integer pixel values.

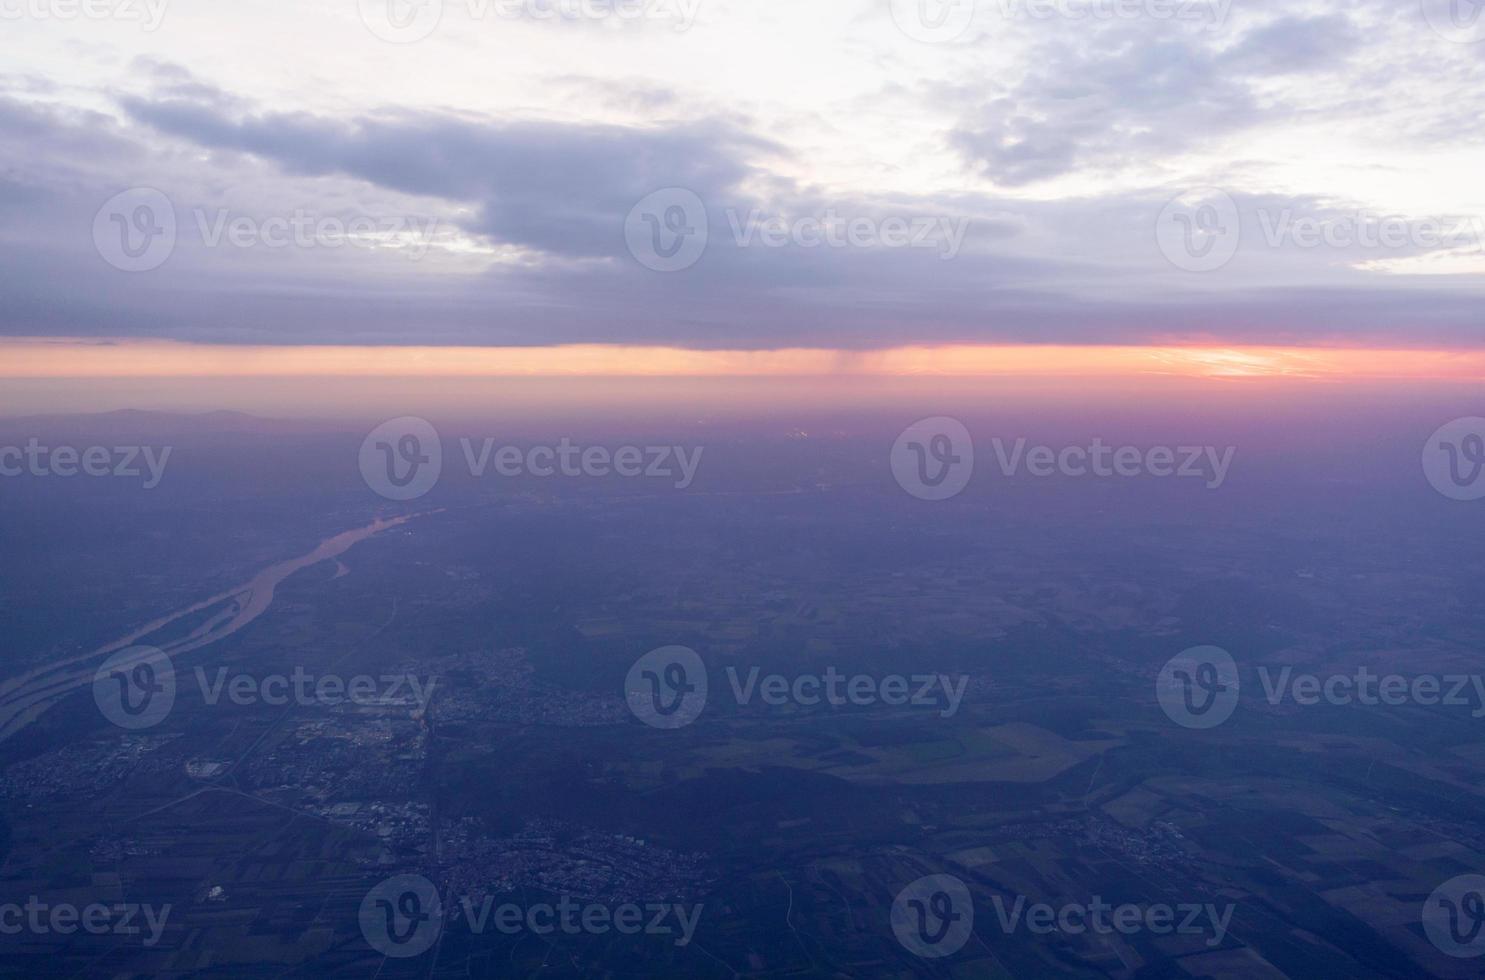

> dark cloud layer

[
  {"left": 0, "top": 34, "right": 1483, "bottom": 352},
  {"left": 123, "top": 96, "right": 775, "bottom": 260}
]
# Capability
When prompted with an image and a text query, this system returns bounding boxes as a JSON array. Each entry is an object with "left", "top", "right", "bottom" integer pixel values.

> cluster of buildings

[
  {"left": 245, "top": 715, "right": 426, "bottom": 804},
  {"left": 437, "top": 817, "right": 710, "bottom": 906},
  {"left": 417, "top": 647, "right": 629, "bottom": 727},
  {"left": 0, "top": 733, "right": 181, "bottom": 803}
]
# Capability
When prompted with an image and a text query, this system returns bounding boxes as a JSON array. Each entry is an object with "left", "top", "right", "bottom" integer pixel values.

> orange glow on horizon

[{"left": 3, "top": 338, "right": 1484, "bottom": 381}]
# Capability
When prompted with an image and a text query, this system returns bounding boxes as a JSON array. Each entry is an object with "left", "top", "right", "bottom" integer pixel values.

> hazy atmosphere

[{"left": 1, "top": 3, "right": 1484, "bottom": 979}]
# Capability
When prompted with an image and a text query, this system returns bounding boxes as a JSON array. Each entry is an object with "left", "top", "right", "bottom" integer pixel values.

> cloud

[
  {"left": 122, "top": 95, "right": 777, "bottom": 260},
  {"left": 951, "top": 33, "right": 1257, "bottom": 185},
  {"left": 1218, "top": 14, "right": 1363, "bottom": 75},
  {"left": 948, "top": 11, "right": 1373, "bottom": 187},
  {"left": 0, "top": 37, "right": 1483, "bottom": 353}
]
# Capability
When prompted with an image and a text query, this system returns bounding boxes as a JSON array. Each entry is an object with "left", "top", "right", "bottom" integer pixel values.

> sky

[{"left": 0, "top": 0, "right": 1483, "bottom": 361}]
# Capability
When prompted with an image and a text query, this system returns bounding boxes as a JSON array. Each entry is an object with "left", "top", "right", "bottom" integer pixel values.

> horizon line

[{"left": 4, "top": 338, "right": 1485, "bottom": 381}]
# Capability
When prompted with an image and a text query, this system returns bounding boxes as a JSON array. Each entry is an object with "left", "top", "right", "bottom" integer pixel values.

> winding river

[{"left": 0, "top": 514, "right": 416, "bottom": 743}]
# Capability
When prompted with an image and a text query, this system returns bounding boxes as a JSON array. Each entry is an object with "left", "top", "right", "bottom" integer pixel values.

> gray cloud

[
  {"left": 1, "top": 67, "right": 1484, "bottom": 352},
  {"left": 122, "top": 95, "right": 776, "bottom": 260},
  {"left": 1219, "top": 14, "right": 1363, "bottom": 75},
  {"left": 952, "top": 36, "right": 1257, "bottom": 185},
  {"left": 949, "top": 12, "right": 1370, "bottom": 187}
]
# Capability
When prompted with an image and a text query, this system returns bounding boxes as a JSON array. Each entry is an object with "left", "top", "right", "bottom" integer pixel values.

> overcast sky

[{"left": 2, "top": 0, "right": 1483, "bottom": 349}]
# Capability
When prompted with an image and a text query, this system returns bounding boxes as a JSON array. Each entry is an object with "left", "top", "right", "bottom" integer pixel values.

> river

[{"left": 0, "top": 514, "right": 417, "bottom": 744}]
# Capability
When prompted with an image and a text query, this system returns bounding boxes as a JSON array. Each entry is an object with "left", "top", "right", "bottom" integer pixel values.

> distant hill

[{"left": 0, "top": 409, "right": 345, "bottom": 438}]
